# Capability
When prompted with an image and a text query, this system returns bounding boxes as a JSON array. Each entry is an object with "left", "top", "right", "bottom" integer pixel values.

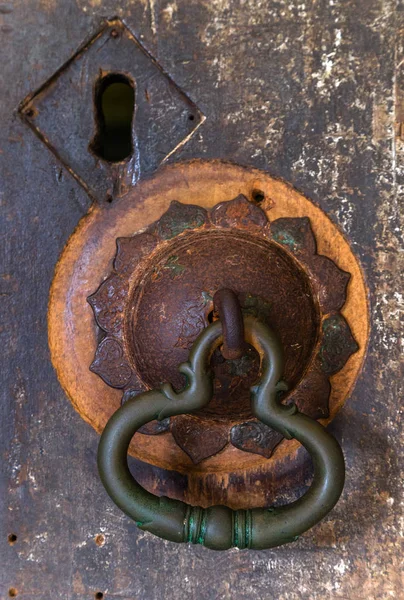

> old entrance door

[{"left": 1, "top": 1, "right": 402, "bottom": 598}]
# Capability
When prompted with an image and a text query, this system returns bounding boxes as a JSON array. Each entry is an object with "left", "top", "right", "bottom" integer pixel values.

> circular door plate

[{"left": 48, "top": 160, "right": 369, "bottom": 508}]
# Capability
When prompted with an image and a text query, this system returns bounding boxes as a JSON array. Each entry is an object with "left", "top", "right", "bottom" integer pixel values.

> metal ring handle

[
  {"left": 98, "top": 316, "right": 345, "bottom": 550},
  {"left": 213, "top": 288, "right": 248, "bottom": 359}
]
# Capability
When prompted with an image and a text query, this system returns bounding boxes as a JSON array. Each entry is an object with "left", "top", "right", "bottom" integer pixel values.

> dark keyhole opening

[{"left": 90, "top": 73, "right": 135, "bottom": 163}]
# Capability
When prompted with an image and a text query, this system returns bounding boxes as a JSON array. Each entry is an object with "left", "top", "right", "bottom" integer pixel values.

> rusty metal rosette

[{"left": 87, "top": 193, "right": 358, "bottom": 465}]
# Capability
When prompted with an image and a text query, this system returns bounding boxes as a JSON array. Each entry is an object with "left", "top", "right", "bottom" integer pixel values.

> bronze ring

[{"left": 98, "top": 316, "right": 345, "bottom": 550}]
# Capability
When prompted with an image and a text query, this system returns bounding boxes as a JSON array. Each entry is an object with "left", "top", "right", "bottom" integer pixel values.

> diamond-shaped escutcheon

[{"left": 19, "top": 18, "right": 204, "bottom": 202}]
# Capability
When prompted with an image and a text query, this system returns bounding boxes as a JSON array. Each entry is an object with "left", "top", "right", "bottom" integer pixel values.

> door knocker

[
  {"left": 48, "top": 162, "right": 369, "bottom": 549},
  {"left": 98, "top": 313, "right": 345, "bottom": 550}
]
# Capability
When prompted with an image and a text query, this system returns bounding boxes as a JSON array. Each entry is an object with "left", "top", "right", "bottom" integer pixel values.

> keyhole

[{"left": 90, "top": 73, "right": 135, "bottom": 163}]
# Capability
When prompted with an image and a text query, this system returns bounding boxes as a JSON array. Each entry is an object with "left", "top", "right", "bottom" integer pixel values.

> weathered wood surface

[{"left": 1, "top": 0, "right": 403, "bottom": 599}]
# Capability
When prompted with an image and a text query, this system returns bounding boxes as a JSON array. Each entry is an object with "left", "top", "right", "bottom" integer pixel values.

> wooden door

[{"left": 1, "top": 1, "right": 402, "bottom": 598}]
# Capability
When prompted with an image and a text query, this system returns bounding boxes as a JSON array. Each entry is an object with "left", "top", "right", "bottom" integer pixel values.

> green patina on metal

[
  {"left": 197, "top": 510, "right": 207, "bottom": 545},
  {"left": 156, "top": 201, "right": 208, "bottom": 240},
  {"left": 161, "top": 214, "right": 206, "bottom": 240},
  {"left": 187, "top": 510, "right": 195, "bottom": 543},
  {"left": 270, "top": 217, "right": 312, "bottom": 254},
  {"left": 227, "top": 352, "right": 256, "bottom": 377},
  {"left": 271, "top": 230, "right": 298, "bottom": 251},
  {"left": 244, "top": 510, "right": 252, "bottom": 550},
  {"left": 319, "top": 314, "right": 359, "bottom": 375},
  {"left": 162, "top": 255, "right": 186, "bottom": 279},
  {"left": 98, "top": 317, "right": 345, "bottom": 550},
  {"left": 202, "top": 290, "right": 213, "bottom": 305}
]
